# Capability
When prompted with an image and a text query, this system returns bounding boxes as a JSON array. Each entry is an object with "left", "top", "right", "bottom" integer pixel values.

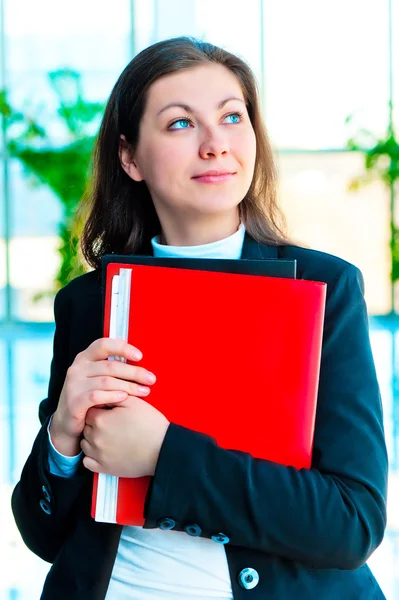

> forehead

[{"left": 145, "top": 64, "right": 245, "bottom": 111}]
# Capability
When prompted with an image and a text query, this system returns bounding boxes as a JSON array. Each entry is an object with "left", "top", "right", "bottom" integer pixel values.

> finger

[
  {"left": 83, "top": 338, "right": 144, "bottom": 364},
  {"left": 82, "top": 422, "right": 94, "bottom": 440},
  {"left": 80, "top": 437, "right": 93, "bottom": 456},
  {"left": 85, "top": 407, "right": 105, "bottom": 427},
  {"left": 82, "top": 455, "right": 103, "bottom": 473},
  {"left": 84, "top": 389, "right": 130, "bottom": 408},
  {"left": 87, "top": 359, "right": 156, "bottom": 387},
  {"left": 86, "top": 372, "right": 155, "bottom": 399},
  {"left": 85, "top": 376, "right": 151, "bottom": 406}
]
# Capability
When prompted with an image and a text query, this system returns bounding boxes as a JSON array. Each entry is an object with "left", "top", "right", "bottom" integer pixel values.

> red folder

[{"left": 92, "top": 263, "right": 326, "bottom": 526}]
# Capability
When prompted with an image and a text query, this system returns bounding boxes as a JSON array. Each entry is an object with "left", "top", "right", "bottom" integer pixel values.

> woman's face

[{"left": 120, "top": 63, "right": 257, "bottom": 230}]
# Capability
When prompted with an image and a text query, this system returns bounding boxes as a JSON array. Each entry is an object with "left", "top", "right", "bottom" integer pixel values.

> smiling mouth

[{"left": 192, "top": 173, "right": 236, "bottom": 184}]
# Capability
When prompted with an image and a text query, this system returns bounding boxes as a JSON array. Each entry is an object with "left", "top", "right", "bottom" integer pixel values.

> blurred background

[{"left": 0, "top": 0, "right": 398, "bottom": 597}]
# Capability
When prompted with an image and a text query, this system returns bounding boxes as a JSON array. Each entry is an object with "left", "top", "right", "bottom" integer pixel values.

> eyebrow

[{"left": 156, "top": 96, "right": 245, "bottom": 117}]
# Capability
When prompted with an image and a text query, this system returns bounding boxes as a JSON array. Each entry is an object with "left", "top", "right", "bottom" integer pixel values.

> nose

[{"left": 199, "top": 127, "right": 230, "bottom": 159}]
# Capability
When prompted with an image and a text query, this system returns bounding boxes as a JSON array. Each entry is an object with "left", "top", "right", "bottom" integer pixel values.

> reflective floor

[{"left": 0, "top": 322, "right": 398, "bottom": 599}]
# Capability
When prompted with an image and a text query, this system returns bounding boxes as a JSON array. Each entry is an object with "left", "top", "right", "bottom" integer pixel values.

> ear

[{"left": 119, "top": 135, "right": 144, "bottom": 182}]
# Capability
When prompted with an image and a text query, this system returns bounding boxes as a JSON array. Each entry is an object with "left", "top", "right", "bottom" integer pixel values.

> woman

[{"left": 12, "top": 37, "right": 388, "bottom": 599}]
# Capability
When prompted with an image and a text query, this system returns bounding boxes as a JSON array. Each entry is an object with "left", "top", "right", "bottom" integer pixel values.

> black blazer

[{"left": 12, "top": 234, "right": 388, "bottom": 599}]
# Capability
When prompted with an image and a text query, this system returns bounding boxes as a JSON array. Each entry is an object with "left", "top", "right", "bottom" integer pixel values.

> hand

[
  {"left": 81, "top": 396, "right": 170, "bottom": 478},
  {"left": 50, "top": 338, "right": 157, "bottom": 455}
]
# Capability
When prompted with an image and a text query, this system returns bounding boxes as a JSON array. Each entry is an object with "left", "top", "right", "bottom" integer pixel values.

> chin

[
  {"left": 194, "top": 206, "right": 240, "bottom": 219},
  {"left": 193, "top": 196, "right": 242, "bottom": 214}
]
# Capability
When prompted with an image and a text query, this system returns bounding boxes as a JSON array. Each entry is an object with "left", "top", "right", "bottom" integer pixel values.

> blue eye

[
  {"left": 169, "top": 119, "right": 191, "bottom": 130},
  {"left": 168, "top": 112, "right": 242, "bottom": 130},
  {"left": 224, "top": 113, "right": 242, "bottom": 124}
]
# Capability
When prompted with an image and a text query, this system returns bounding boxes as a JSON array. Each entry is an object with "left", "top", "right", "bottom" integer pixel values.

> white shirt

[{"left": 48, "top": 223, "right": 246, "bottom": 599}]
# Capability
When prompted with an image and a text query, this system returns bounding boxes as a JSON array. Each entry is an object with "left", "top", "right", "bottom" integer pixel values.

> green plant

[
  {"left": 0, "top": 69, "right": 105, "bottom": 299},
  {"left": 346, "top": 115, "right": 399, "bottom": 312}
]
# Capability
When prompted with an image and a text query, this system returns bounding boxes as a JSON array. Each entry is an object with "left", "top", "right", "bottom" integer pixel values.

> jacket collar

[{"left": 240, "top": 230, "right": 279, "bottom": 260}]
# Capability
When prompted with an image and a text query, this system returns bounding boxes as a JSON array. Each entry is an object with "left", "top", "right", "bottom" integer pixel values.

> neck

[{"left": 159, "top": 212, "right": 241, "bottom": 247}]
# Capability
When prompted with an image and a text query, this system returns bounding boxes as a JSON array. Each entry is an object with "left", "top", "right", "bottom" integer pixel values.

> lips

[
  {"left": 193, "top": 170, "right": 235, "bottom": 178},
  {"left": 192, "top": 170, "right": 236, "bottom": 184}
]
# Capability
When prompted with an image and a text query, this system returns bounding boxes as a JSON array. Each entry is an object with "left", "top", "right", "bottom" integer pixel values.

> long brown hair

[{"left": 79, "top": 36, "right": 295, "bottom": 269}]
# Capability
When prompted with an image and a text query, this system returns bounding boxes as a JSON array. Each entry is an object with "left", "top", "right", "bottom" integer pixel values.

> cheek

[
  {"left": 234, "top": 129, "right": 257, "bottom": 172},
  {"left": 246, "top": 129, "right": 257, "bottom": 165},
  {"left": 143, "top": 141, "right": 188, "bottom": 183}
]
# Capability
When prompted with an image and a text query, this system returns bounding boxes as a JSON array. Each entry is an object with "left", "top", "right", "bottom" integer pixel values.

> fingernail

[
  {"left": 131, "top": 349, "right": 143, "bottom": 360},
  {"left": 145, "top": 373, "right": 156, "bottom": 384},
  {"left": 137, "top": 385, "right": 150, "bottom": 394}
]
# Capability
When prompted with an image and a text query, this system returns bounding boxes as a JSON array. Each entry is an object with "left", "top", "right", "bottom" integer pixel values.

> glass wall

[
  {"left": 2, "top": 0, "right": 133, "bottom": 322},
  {"left": 1, "top": 1, "right": 398, "bottom": 598}
]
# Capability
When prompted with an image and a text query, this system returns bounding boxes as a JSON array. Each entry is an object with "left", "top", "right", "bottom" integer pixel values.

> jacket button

[
  {"left": 184, "top": 523, "right": 202, "bottom": 536},
  {"left": 211, "top": 532, "right": 230, "bottom": 544},
  {"left": 157, "top": 517, "right": 176, "bottom": 530},
  {"left": 42, "top": 485, "right": 51, "bottom": 503},
  {"left": 238, "top": 568, "right": 259, "bottom": 590},
  {"left": 39, "top": 499, "right": 52, "bottom": 515}
]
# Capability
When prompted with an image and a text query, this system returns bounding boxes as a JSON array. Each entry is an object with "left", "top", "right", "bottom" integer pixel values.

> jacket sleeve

[
  {"left": 11, "top": 288, "right": 88, "bottom": 563},
  {"left": 143, "top": 264, "right": 388, "bottom": 570}
]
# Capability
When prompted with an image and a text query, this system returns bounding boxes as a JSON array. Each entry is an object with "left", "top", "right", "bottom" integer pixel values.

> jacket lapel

[{"left": 240, "top": 231, "right": 279, "bottom": 260}]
